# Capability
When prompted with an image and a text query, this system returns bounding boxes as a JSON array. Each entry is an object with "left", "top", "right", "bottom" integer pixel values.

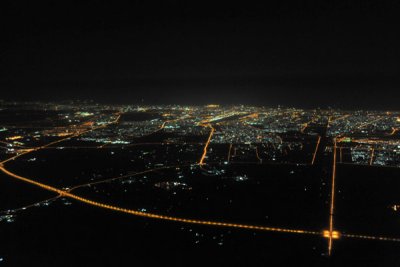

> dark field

[{"left": 2, "top": 157, "right": 400, "bottom": 266}]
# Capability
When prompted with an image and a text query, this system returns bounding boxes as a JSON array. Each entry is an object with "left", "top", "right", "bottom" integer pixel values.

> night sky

[{"left": 1, "top": 1, "right": 400, "bottom": 109}]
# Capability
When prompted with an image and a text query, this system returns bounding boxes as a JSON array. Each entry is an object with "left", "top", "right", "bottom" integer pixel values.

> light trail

[
  {"left": 0, "top": 112, "right": 122, "bottom": 165},
  {"left": 300, "top": 121, "right": 311, "bottom": 134},
  {"left": 329, "top": 114, "right": 350, "bottom": 125},
  {"left": 389, "top": 127, "right": 398, "bottom": 136},
  {"left": 3, "top": 110, "right": 400, "bottom": 253},
  {"left": 356, "top": 117, "right": 385, "bottom": 131},
  {"left": 342, "top": 233, "right": 400, "bottom": 242},
  {"left": 97, "top": 143, "right": 108, "bottom": 149},
  {"left": 311, "top": 136, "right": 321, "bottom": 165},
  {"left": 67, "top": 164, "right": 192, "bottom": 193},
  {"left": 0, "top": 195, "right": 61, "bottom": 214},
  {"left": 369, "top": 148, "right": 375, "bottom": 166},
  {"left": 0, "top": 148, "right": 37, "bottom": 164},
  {"left": 2, "top": 161, "right": 400, "bottom": 245},
  {"left": 0, "top": 135, "right": 71, "bottom": 165},
  {"left": 335, "top": 145, "right": 396, "bottom": 152},
  {"left": 35, "top": 141, "right": 206, "bottom": 150},
  {"left": 338, "top": 162, "right": 400, "bottom": 169},
  {"left": 0, "top": 140, "right": 26, "bottom": 148},
  {"left": 150, "top": 115, "right": 189, "bottom": 135},
  {"left": 300, "top": 116, "right": 318, "bottom": 134},
  {"left": 0, "top": 164, "right": 321, "bottom": 237},
  {"left": 199, "top": 124, "right": 215, "bottom": 165},
  {"left": 227, "top": 161, "right": 309, "bottom": 166},
  {"left": 328, "top": 138, "right": 338, "bottom": 256},
  {"left": 238, "top": 113, "right": 259, "bottom": 122}
]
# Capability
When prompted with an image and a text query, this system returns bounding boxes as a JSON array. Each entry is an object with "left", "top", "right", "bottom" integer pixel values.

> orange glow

[
  {"left": 0, "top": 140, "right": 26, "bottom": 148},
  {"left": 199, "top": 124, "right": 215, "bottom": 165},
  {"left": 82, "top": 121, "right": 94, "bottom": 127},
  {"left": 300, "top": 117, "right": 316, "bottom": 134},
  {"left": 56, "top": 132, "right": 72, "bottom": 137},
  {"left": 329, "top": 114, "right": 350, "bottom": 125},
  {"left": 6, "top": 135, "right": 23, "bottom": 141},
  {"left": 311, "top": 136, "right": 321, "bottom": 165},
  {"left": 369, "top": 148, "right": 375, "bottom": 166},
  {"left": 206, "top": 104, "right": 219, "bottom": 108},
  {"left": 0, "top": 164, "right": 320, "bottom": 237},
  {"left": 2, "top": 163, "right": 400, "bottom": 245},
  {"left": 324, "top": 230, "right": 340, "bottom": 239},
  {"left": 239, "top": 113, "right": 259, "bottom": 122},
  {"left": 357, "top": 117, "right": 384, "bottom": 130},
  {"left": 0, "top": 112, "right": 122, "bottom": 165},
  {"left": 328, "top": 138, "right": 338, "bottom": 256},
  {"left": 2, "top": 110, "right": 400, "bottom": 254}
]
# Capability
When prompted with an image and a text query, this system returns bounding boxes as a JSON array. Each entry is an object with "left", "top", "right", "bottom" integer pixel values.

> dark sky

[{"left": 1, "top": 1, "right": 400, "bottom": 109}]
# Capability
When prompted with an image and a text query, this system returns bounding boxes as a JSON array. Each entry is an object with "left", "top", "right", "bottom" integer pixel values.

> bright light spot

[{"left": 323, "top": 230, "right": 340, "bottom": 239}]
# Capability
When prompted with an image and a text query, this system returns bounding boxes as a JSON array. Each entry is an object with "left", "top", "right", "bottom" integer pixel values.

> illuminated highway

[
  {"left": 0, "top": 195, "right": 61, "bottom": 214},
  {"left": 1, "top": 151, "right": 400, "bottom": 245},
  {"left": 199, "top": 124, "right": 215, "bottom": 165},
  {"left": 0, "top": 112, "right": 122, "bottom": 165},
  {"left": 66, "top": 163, "right": 193, "bottom": 193},
  {"left": 300, "top": 120, "right": 313, "bottom": 133},
  {"left": 327, "top": 138, "right": 338, "bottom": 256},
  {"left": 329, "top": 114, "right": 350, "bottom": 125},
  {"left": 2, "top": 106, "right": 400, "bottom": 260},
  {"left": 311, "top": 136, "right": 321, "bottom": 165},
  {"left": 370, "top": 148, "right": 375, "bottom": 165},
  {"left": 390, "top": 127, "right": 398, "bottom": 136},
  {"left": 356, "top": 117, "right": 385, "bottom": 131},
  {"left": 0, "top": 164, "right": 322, "bottom": 237},
  {"left": 0, "top": 140, "right": 26, "bottom": 148}
]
